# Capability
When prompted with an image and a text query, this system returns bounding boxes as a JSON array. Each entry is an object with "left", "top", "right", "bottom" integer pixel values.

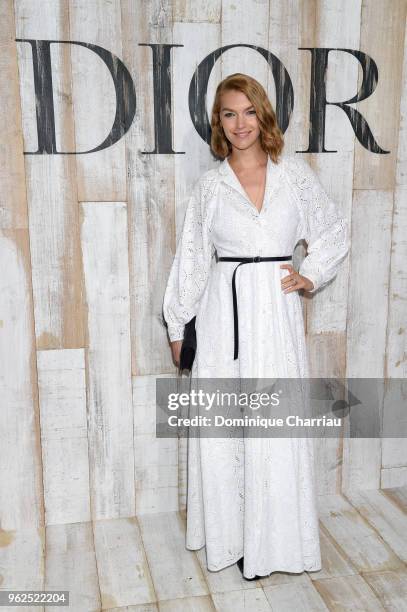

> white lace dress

[{"left": 163, "top": 153, "right": 350, "bottom": 578}]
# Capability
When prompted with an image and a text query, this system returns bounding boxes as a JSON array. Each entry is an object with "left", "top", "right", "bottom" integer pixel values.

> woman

[{"left": 162, "top": 73, "right": 349, "bottom": 579}]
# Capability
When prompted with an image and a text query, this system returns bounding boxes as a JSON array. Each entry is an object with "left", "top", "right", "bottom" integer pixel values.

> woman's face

[{"left": 219, "top": 89, "right": 261, "bottom": 152}]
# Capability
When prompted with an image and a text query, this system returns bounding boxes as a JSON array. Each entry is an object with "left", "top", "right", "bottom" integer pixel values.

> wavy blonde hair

[{"left": 210, "top": 73, "right": 284, "bottom": 163}]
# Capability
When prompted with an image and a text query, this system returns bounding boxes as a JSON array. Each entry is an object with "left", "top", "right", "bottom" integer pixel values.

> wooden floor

[{"left": 1, "top": 488, "right": 407, "bottom": 611}]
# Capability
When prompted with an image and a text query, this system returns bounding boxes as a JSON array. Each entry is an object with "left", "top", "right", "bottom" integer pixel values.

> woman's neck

[{"left": 228, "top": 145, "right": 268, "bottom": 170}]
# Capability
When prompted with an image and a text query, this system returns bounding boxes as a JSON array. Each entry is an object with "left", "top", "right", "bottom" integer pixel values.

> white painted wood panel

[
  {"left": 134, "top": 434, "right": 178, "bottom": 491},
  {"left": 344, "top": 190, "right": 393, "bottom": 490},
  {"left": 297, "top": 0, "right": 357, "bottom": 344},
  {"left": 396, "top": 18, "right": 407, "bottom": 188},
  {"left": 0, "top": 230, "right": 43, "bottom": 530},
  {"left": 313, "top": 574, "right": 385, "bottom": 611},
  {"left": 354, "top": 0, "right": 407, "bottom": 190},
  {"left": 37, "top": 348, "right": 90, "bottom": 525},
  {"left": 381, "top": 11, "right": 407, "bottom": 482},
  {"left": 308, "top": 527, "right": 357, "bottom": 581},
  {"left": 0, "top": 0, "right": 27, "bottom": 230},
  {"left": 362, "top": 568, "right": 407, "bottom": 611},
  {"left": 303, "top": 0, "right": 359, "bottom": 360},
  {"left": 317, "top": 494, "right": 404, "bottom": 572},
  {"left": 138, "top": 512, "right": 208, "bottom": 601},
  {"left": 268, "top": 0, "right": 301, "bottom": 147},
  {"left": 382, "top": 485, "right": 407, "bottom": 512},
  {"left": 159, "top": 596, "right": 216, "bottom": 611},
  {"left": 308, "top": 333, "right": 346, "bottom": 496},
  {"left": 121, "top": 0, "right": 176, "bottom": 376},
  {"left": 0, "top": 526, "right": 44, "bottom": 596},
  {"left": 93, "top": 517, "right": 156, "bottom": 608},
  {"left": 172, "top": 21, "right": 221, "bottom": 223},
  {"left": 212, "top": 588, "right": 272, "bottom": 612},
  {"left": 133, "top": 374, "right": 179, "bottom": 514},
  {"left": 81, "top": 201, "right": 135, "bottom": 519},
  {"left": 382, "top": 467, "right": 407, "bottom": 489},
  {"left": 173, "top": 0, "right": 220, "bottom": 23},
  {"left": 133, "top": 375, "right": 158, "bottom": 437},
  {"left": 380, "top": 0, "right": 407, "bottom": 483},
  {"left": 69, "top": 0, "right": 127, "bottom": 201},
  {"left": 44, "top": 522, "right": 100, "bottom": 611},
  {"left": 263, "top": 581, "right": 328, "bottom": 611},
  {"left": 106, "top": 605, "right": 158, "bottom": 612},
  {"left": 344, "top": 488, "right": 407, "bottom": 562},
  {"left": 15, "top": 0, "right": 85, "bottom": 350},
  {"left": 221, "top": 0, "right": 269, "bottom": 93}
]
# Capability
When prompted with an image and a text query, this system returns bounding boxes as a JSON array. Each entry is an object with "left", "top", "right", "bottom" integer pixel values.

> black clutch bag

[{"left": 179, "top": 316, "right": 196, "bottom": 372}]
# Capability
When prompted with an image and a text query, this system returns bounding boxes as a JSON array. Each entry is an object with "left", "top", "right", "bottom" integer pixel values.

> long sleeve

[
  {"left": 163, "top": 176, "right": 215, "bottom": 341},
  {"left": 288, "top": 157, "right": 350, "bottom": 294}
]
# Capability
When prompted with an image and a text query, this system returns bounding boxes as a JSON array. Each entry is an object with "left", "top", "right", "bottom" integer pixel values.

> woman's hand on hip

[{"left": 280, "top": 263, "right": 314, "bottom": 293}]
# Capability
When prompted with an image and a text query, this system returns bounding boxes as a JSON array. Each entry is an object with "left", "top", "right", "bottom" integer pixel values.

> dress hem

[{"left": 186, "top": 543, "right": 322, "bottom": 578}]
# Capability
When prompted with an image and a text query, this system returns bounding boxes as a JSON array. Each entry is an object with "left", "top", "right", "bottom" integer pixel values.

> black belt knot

[{"left": 218, "top": 254, "right": 292, "bottom": 360}]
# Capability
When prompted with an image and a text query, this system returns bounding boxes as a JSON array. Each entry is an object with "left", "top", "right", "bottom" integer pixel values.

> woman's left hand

[{"left": 280, "top": 263, "right": 314, "bottom": 293}]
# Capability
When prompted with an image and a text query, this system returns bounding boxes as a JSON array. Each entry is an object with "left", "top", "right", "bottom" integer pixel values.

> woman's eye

[{"left": 223, "top": 110, "right": 255, "bottom": 118}]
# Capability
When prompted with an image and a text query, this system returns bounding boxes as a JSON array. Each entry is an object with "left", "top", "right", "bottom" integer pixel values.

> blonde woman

[{"left": 163, "top": 73, "right": 349, "bottom": 579}]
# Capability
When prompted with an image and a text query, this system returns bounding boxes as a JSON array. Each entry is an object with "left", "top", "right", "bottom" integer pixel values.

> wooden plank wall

[{"left": 0, "top": 0, "right": 406, "bottom": 534}]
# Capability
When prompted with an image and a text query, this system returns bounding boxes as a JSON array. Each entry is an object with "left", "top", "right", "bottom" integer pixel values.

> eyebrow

[{"left": 220, "top": 105, "right": 255, "bottom": 112}]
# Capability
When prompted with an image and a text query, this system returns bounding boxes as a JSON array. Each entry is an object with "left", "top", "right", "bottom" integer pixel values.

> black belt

[{"left": 217, "top": 255, "right": 292, "bottom": 360}]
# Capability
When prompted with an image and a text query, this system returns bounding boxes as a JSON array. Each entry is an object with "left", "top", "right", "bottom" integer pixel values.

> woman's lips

[{"left": 234, "top": 132, "right": 250, "bottom": 138}]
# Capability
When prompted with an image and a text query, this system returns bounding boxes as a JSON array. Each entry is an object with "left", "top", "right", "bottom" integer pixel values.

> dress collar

[{"left": 218, "top": 154, "right": 285, "bottom": 214}]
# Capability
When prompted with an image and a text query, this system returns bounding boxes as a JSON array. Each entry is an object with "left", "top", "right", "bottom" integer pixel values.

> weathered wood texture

[
  {"left": 0, "top": 1, "right": 406, "bottom": 540},
  {"left": 80, "top": 201, "right": 135, "bottom": 519},
  {"left": 14, "top": 0, "right": 86, "bottom": 350},
  {"left": 0, "top": 0, "right": 44, "bottom": 534},
  {"left": 0, "top": 487, "right": 406, "bottom": 610}
]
